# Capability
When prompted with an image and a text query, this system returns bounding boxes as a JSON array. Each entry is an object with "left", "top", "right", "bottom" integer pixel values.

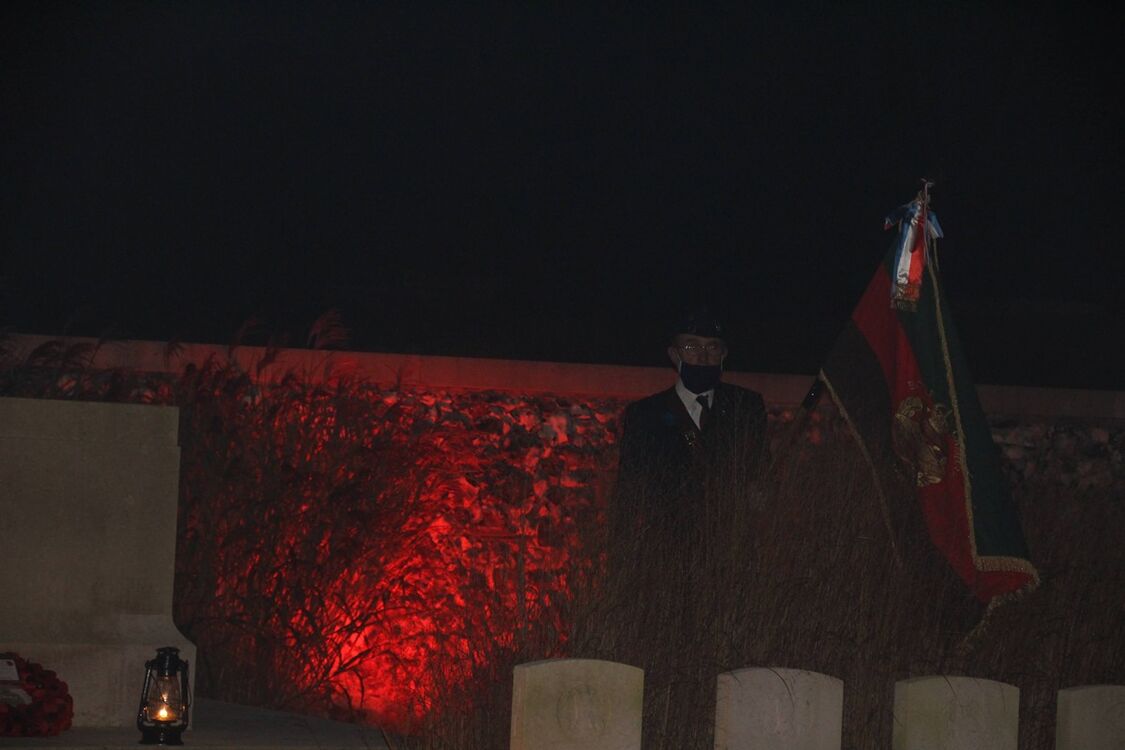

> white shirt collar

[{"left": 674, "top": 378, "right": 714, "bottom": 429}]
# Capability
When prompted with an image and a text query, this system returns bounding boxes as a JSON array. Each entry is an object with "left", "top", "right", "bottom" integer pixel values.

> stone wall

[{"left": 0, "top": 397, "right": 195, "bottom": 727}]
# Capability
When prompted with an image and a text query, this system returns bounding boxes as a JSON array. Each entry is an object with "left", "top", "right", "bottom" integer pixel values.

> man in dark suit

[
  {"left": 604, "top": 310, "right": 770, "bottom": 750},
  {"left": 612, "top": 310, "right": 769, "bottom": 542}
]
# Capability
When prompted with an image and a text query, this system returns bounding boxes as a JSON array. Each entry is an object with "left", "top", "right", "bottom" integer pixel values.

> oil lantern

[{"left": 136, "top": 646, "right": 190, "bottom": 745}]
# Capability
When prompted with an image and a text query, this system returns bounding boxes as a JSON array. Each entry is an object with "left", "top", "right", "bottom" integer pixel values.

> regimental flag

[{"left": 819, "top": 186, "right": 1039, "bottom": 604}]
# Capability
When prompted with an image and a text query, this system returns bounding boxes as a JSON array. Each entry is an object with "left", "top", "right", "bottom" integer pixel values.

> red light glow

[{"left": 173, "top": 377, "right": 622, "bottom": 731}]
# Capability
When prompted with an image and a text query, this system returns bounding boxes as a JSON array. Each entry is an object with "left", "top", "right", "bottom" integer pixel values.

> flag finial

[{"left": 886, "top": 181, "right": 942, "bottom": 311}]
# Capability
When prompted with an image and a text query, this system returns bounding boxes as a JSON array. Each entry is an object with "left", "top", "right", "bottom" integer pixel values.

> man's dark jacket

[{"left": 612, "top": 382, "right": 768, "bottom": 540}]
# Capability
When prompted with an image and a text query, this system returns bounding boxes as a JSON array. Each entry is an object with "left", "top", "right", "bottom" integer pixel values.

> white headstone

[
  {"left": 510, "top": 658, "right": 643, "bottom": 750},
  {"left": 1056, "top": 684, "right": 1125, "bottom": 750},
  {"left": 893, "top": 676, "right": 1019, "bottom": 750},
  {"left": 715, "top": 670, "right": 841, "bottom": 750},
  {"left": 713, "top": 667, "right": 843, "bottom": 750}
]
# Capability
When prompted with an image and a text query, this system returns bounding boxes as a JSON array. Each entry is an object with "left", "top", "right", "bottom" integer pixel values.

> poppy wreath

[{"left": 0, "top": 652, "right": 74, "bottom": 737}]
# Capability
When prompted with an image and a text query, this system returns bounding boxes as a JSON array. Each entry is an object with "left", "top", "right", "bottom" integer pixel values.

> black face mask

[{"left": 679, "top": 361, "right": 722, "bottom": 394}]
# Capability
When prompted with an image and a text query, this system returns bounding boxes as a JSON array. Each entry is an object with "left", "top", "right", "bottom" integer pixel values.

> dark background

[{"left": 2, "top": 2, "right": 1121, "bottom": 387}]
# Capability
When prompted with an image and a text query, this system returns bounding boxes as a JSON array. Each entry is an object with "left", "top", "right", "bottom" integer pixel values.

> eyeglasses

[{"left": 678, "top": 342, "right": 725, "bottom": 354}]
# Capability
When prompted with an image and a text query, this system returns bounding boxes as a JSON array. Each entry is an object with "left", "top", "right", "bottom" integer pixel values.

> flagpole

[{"left": 919, "top": 178, "right": 937, "bottom": 271}]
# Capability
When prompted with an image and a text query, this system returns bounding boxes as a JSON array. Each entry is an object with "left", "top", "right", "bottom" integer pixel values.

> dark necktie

[{"left": 696, "top": 394, "right": 712, "bottom": 431}]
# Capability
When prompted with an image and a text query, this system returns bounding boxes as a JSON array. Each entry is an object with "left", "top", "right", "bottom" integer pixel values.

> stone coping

[
  {"left": 0, "top": 698, "right": 390, "bottom": 749},
  {"left": 6, "top": 334, "right": 1124, "bottom": 423}
]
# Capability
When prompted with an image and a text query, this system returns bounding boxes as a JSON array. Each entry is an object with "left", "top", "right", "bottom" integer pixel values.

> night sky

[{"left": 3, "top": 2, "right": 1121, "bottom": 388}]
